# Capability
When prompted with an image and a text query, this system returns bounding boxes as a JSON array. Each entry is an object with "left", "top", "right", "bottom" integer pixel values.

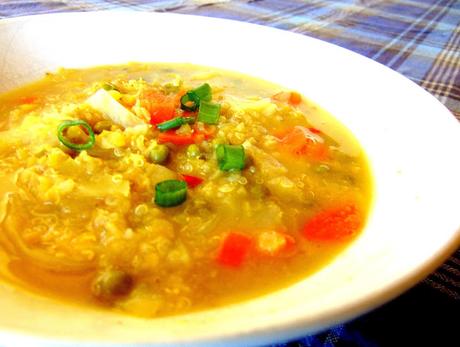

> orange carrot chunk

[
  {"left": 157, "top": 131, "right": 196, "bottom": 145},
  {"left": 18, "top": 96, "right": 37, "bottom": 104},
  {"left": 303, "top": 204, "right": 362, "bottom": 241},
  {"left": 141, "top": 90, "right": 178, "bottom": 125},
  {"left": 288, "top": 91, "right": 302, "bottom": 105},
  {"left": 272, "top": 91, "right": 302, "bottom": 106},
  {"left": 278, "top": 126, "right": 328, "bottom": 160},
  {"left": 149, "top": 104, "right": 176, "bottom": 125},
  {"left": 217, "top": 233, "right": 252, "bottom": 267}
]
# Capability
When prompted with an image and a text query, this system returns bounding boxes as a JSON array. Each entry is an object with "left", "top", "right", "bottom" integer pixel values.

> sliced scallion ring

[
  {"left": 216, "top": 144, "right": 246, "bottom": 171},
  {"left": 180, "top": 92, "right": 200, "bottom": 112},
  {"left": 57, "top": 119, "right": 95, "bottom": 151},
  {"left": 197, "top": 100, "right": 221, "bottom": 124},
  {"left": 192, "top": 83, "right": 212, "bottom": 102},
  {"left": 154, "top": 179, "right": 187, "bottom": 207},
  {"left": 180, "top": 83, "right": 212, "bottom": 112}
]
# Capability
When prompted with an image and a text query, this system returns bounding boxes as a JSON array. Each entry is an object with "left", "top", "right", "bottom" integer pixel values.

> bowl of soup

[{"left": 0, "top": 11, "right": 459, "bottom": 347}]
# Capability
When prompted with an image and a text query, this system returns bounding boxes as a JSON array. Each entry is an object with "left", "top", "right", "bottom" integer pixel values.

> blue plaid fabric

[{"left": 0, "top": 1, "right": 459, "bottom": 346}]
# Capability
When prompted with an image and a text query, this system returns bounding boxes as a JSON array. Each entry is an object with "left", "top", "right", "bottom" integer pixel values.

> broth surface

[{"left": 0, "top": 63, "right": 372, "bottom": 317}]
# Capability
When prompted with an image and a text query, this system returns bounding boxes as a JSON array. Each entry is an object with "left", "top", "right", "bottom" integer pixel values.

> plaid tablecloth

[{"left": 1, "top": 1, "right": 459, "bottom": 346}]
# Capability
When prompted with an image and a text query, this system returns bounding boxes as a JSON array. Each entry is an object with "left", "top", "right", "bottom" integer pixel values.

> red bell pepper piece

[
  {"left": 181, "top": 174, "right": 204, "bottom": 188},
  {"left": 308, "top": 127, "right": 321, "bottom": 134}
]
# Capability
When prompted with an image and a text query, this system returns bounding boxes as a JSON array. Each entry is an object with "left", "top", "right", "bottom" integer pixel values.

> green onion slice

[
  {"left": 57, "top": 120, "right": 95, "bottom": 151},
  {"left": 180, "top": 83, "right": 212, "bottom": 112},
  {"left": 180, "top": 92, "right": 200, "bottom": 112},
  {"left": 157, "top": 117, "right": 195, "bottom": 132},
  {"left": 197, "top": 100, "right": 221, "bottom": 124},
  {"left": 154, "top": 179, "right": 187, "bottom": 207},
  {"left": 216, "top": 144, "right": 246, "bottom": 171},
  {"left": 192, "top": 83, "right": 212, "bottom": 102}
]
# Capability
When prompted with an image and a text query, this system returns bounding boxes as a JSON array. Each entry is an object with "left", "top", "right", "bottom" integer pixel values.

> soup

[{"left": 0, "top": 63, "right": 372, "bottom": 317}]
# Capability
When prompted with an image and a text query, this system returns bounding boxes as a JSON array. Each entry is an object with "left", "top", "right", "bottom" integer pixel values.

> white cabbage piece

[{"left": 86, "top": 89, "right": 145, "bottom": 128}]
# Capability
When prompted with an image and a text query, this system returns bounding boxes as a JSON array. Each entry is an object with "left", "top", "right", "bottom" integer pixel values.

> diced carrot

[
  {"left": 157, "top": 131, "right": 196, "bottom": 145},
  {"left": 141, "top": 90, "right": 178, "bottom": 125},
  {"left": 303, "top": 203, "right": 362, "bottom": 241},
  {"left": 181, "top": 174, "right": 203, "bottom": 188},
  {"left": 256, "top": 230, "right": 296, "bottom": 256},
  {"left": 305, "top": 141, "right": 328, "bottom": 161},
  {"left": 272, "top": 91, "right": 302, "bottom": 106},
  {"left": 217, "top": 233, "right": 253, "bottom": 267},
  {"left": 278, "top": 126, "right": 328, "bottom": 160},
  {"left": 288, "top": 91, "right": 302, "bottom": 105},
  {"left": 18, "top": 96, "right": 37, "bottom": 104},
  {"left": 149, "top": 104, "right": 176, "bottom": 125}
]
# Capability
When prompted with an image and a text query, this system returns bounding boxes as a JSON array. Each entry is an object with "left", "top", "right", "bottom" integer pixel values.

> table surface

[{"left": 1, "top": 1, "right": 459, "bottom": 346}]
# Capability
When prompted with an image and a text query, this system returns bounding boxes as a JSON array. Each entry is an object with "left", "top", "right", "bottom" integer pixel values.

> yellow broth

[{"left": 0, "top": 63, "right": 372, "bottom": 317}]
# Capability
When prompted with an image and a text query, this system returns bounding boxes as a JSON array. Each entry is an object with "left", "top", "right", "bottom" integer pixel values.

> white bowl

[{"left": 0, "top": 11, "right": 459, "bottom": 347}]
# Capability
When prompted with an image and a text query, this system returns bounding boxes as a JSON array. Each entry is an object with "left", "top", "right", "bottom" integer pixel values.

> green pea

[
  {"left": 149, "top": 145, "right": 169, "bottom": 164},
  {"left": 91, "top": 270, "right": 133, "bottom": 301},
  {"left": 186, "top": 144, "right": 201, "bottom": 158}
]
